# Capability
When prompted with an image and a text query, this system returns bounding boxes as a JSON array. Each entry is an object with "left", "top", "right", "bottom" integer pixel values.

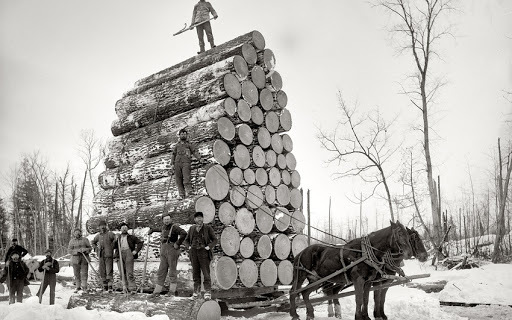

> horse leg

[
  {"left": 353, "top": 276, "right": 365, "bottom": 320},
  {"left": 290, "top": 272, "right": 307, "bottom": 320},
  {"left": 303, "top": 287, "right": 316, "bottom": 320},
  {"left": 332, "top": 286, "right": 343, "bottom": 319},
  {"left": 373, "top": 286, "right": 383, "bottom": 319},
  {"left": 327, "top": 299, "right": 334, "bottom": 317},
  {"left": 378, "top": 287, "right": 390, "bottom": 320},
  {"left": 361, "top": 281, "right": 372, "bottom": 320}
]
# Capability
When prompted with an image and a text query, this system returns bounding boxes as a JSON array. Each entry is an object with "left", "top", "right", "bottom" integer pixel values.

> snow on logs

[{"left": 90, "top": 31, "right": 305, "bottom": 293}]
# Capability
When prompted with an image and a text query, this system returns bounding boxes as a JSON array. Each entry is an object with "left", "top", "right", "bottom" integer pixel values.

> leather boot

[
  {"left": 197, "top": 45, "right": 205, "bottom": 54},
  {"left": 152, "top": 284, "right": 163, "bottom": 297},
  {"left": 166, "top": 283, "right": 177, "bottom": 297},
  {"left": 209, "top": 41, "right": 216, "bottom": 49}
]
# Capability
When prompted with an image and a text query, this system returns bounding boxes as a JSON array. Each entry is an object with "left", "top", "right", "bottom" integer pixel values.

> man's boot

[
  {"left": 197, "top": 45, "right": 205, "bottom": 55},
  {"left": 151, "top": 284, "right": 163, "bottom": 297},
  {"left": 103, "top": 282, "right": 108, "bottom": 292},
  {"left": 166, "top": 283, "right": 177, "bottom": 297},
  {"left": 209, "top": 41, "right": 216, "bottom": 49}
]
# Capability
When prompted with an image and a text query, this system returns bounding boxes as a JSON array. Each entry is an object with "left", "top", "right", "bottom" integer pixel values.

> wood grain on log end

[
  {"left": 241, "top": 43, "right": 258, "bottom": 65},
  {"left": 230, "top": 185, "right": 246, "bottom": 207},
  {"left": 259, "top": 259, "right": 277, "bottom": 287},
  {"left": 197, "top": 300, "right": 222, "bottom": 320},
  {"left": 264, "top": 185, "right": 276, "bottom": 204},
  {"left": 267, "top": 71, "right": 283, "bottom": 92},
  {"left": 268, "top": 167, "right": 280, "bottom": 186},
  {"left": 223, "top": 97, "right": 237, "bottom": 117},
  {"left": 281, "top": 170, "right": 291, "bottom": 185},
  {"left": 237, "top": 123, "right": 253, "bottom": 145},
  {"left": 238, "top": 259, "right": 258, "bottom": 288},
  {"left": 252, "top": 145, "right": 266, "bottom": 168},
  {"left": 278, "top": 260, "right": 294, "bottom": 285},
  {"left": 257, "top": 127, "right": 271, "bottom": 149},
  {"left": 257, "top": 234, "right": 272, "bottom": 259},
  {"left": 255, "top": 205, "right": 273, "bottom": 234},
  {"left": 205, "top": 165, "right": 230, "bottom": 201},
  {"left": 237, "top": 100, "right": 252, "bottom": 122},
  {"left": 235, "top": 207, "right": 255, "bottom": 235},
  {"left": 211, "top": 256, "right": 237, "bottom": 290},
  {"left": 274, "top": 206, "right": 291, "bottom": 232},
  {"left": 282, "top": 134, "right": 293, "bottom": 152},
  {"left": 233, "top": 144, "right": 250, "bottom": 169},
  {"left": 286, "top": 152, "right": 297, "bottom": 170},
  {"left": 224, "top": 73, "right": 242, "bottom": 99},
  {"left": 239, "top": 237, "right": 255, "bottom": 259},
  {"left": 250, "top": 106, "right": 264, "bottom": 125},
  {"left": 277, "top": 154, "right": 287, "bottom": 170},
  {"left": 291, "top": 234, "right": 308, "bottom": 256},
  {"left": 221, "top": 226, "right": 240, "bottom": 256},
  {"left": 243, "top": 168, "right": 256, "bottom": 184},
  {"left": 246, "top": 185, "right": 263, "bottom": 209},
  {"left": 265, "top": 111, "right": 280, "bottom": 133},
  {"left": 217, "top": 117, "right": 236, "bottom": 141},
  {"left": 229, "top": 167, "right": 243, "bottom": 186},
  {"left": 250, "top": 30, "right": 266, "bottom": 50},
  {"left": 258, "top": 49, "right": 276, "bottom": 72},
  {"left": 280, "top": 108, "right": 292, "bottom": 131},
  {"left": 289, "top": 188, "right": 303, "bottom": 209},
  {"left": 259, "top": 88, "right": 274, "bottom": 111},
  {"left": 195, "top": 196, "right": 216, "bottom": 223},
  {"left": 218, "top": 202, "right": 236, "bottom": 225},
  {"left": 255, "top": 167, "right": 268, "bottom": 186},
  {"left": 291, "top": 210, "right": 305, "bottom": 233},
  {"left": 213, "top": 139, "right": 231, "bottom": 166},
  {"left": 272, "top": 233, "right": 291, "bottom": 260},
  {"left": 291, "top": 170, "right": 301, "bottom": 188},
  {"left": 274, "top": 90, "right": 288, "bottom": 109},
  {"left": 271, "top": 134, "right": 284, "bottom": 154},
  {"left": 241, "top": 80, "right": 259, "bottom": 106},
  {"left": 251, "top": 65, "right": 266, "bottom": 89},
  {"left": 233, "top": 55, "right": 249, "bottom": 80}
]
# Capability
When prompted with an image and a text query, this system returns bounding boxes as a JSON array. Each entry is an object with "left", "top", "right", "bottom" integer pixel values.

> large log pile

[{"left": 86, "top": 30, "right": 307, "bottom": 299}]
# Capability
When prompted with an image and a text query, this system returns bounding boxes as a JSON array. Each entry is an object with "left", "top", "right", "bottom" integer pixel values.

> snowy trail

[{"left": 1, "top": 261, "right": 511, "bottom": 320}]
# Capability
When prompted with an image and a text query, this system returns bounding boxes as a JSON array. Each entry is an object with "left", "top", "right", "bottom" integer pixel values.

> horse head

[
  {"left": 407, "top": 227, "right": 428, "bottom": 262},
  {"left": 389, "top": 220, "right": 413, "bottom": 259}
]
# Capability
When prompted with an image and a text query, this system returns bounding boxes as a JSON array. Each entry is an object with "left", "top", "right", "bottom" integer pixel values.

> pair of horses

[{"left": 290, "top": 221, "right": 428, "bottom": 320}]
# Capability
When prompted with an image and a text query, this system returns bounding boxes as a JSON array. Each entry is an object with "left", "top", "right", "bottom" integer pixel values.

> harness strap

[
  {"left": 339, "top": 248, "right": 350, "bottom": 284},
  {"left": 361, "top": 236, "right": 385, "bottom": 276}
]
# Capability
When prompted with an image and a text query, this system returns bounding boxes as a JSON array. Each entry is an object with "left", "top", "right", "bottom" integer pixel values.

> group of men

[{"left": 0, "top": 239, "right": 60, "bottom": 305}]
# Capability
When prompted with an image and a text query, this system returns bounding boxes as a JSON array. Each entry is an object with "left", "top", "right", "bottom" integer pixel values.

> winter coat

[
  {"left": 191, "top": 1, "right": 217, "bottom": 25},
  {"left": 172, "top": 140, "right": 200, "bottom": 165},
  {"left": 37, "top": 257, "right": 60, "bottom": 275},
  {"left": 156, "top": 223, "right": 187, "bottom": 246},
  {"left": 113, "top": 234, "right": 144, "bottom": 259},
  {"left": 4, "top": 245, "right": 28, "bottom": 262},
  {"left": 68, "top": 237, "right": 92, "bottom": 264},
  {"left": 92, "top": 231, "right": 116, "bottom": 258},
  {"left": 184, "top": 224, "right": 217, "bottom": 249},
  {"left": 0, "top": 259, "right": 29, "bottom": 284}
]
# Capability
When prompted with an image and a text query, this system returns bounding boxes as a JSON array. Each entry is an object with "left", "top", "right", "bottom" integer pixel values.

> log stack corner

[{"left": 86, "top": 30, "right": 307, "bottom": 301}]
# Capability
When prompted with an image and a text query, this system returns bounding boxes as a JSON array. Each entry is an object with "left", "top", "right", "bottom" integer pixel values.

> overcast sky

[{"left": 1, "top": 0, "right": 511, "bottom": 236}]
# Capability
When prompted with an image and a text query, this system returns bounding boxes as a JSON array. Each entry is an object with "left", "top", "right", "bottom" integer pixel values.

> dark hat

[
  {"left": 12, "top": 238, "right": 18, "bottom": 242},
  {"left": 98, "top": 220, "right": 107, "bottom": 226},
  {"left": 119, "top": 222, "right": 129, "bottom": 228},
  {"left": 194, "top": 211, "right": 204, "bottom": 218},
  {"left": 44, "top": 248, "right": 52, "bottom": 254},
  {"left": 178, "top": 128, "right": 188, "bottom": 134}
]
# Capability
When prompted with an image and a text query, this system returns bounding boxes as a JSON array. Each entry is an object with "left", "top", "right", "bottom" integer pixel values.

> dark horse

[
  {"left": 289, "top": 221, "right": 413, "bottom": 320},
  {"left": 372, "top": 227, "right": 428, "bottom": 320}
]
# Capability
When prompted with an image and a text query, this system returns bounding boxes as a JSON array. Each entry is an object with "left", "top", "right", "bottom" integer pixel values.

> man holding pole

[
  {"left": 190, "top": 0, "right": 218, "bottom": 54},
  {"left": 36, "top": 248, "right": 60, "bottom": 304},
  {"left": 68, "top": 228, "right": 92, "bottom": 293},
  {"left": 91, "top": 220, "right": 116, "bottom": 292},
  {"left": 114, "top": 222, "right": 143, "bottom": 294}
]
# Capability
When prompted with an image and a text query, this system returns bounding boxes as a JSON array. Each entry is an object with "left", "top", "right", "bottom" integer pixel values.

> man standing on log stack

[
  {"left": 171, "top": 128, "right": 203, "bottom": 199},
  {"left": 91, "top": 220, "right": 116, "bottom": 292},
  {"left": 113, "top": 222, "right": 144, "bottom": 294},
  {"left": 68, "top": 228, "right": 92, "bottom": 293},
  {"left": 191, "top": 0, "right": 218, "bottom": 54},
  {"left": 149, "top": 214, "right": 187, "bottom": 297},
  {"left": 184, "top": 211, "right": 217, "bottom": 300},
  {"left": 36, "top": 249, "right": 60, "bottom": 305}
]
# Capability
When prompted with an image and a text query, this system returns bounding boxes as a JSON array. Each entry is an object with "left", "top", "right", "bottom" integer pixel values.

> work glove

[
  {"left": 132, "top": 250, "right": 137, "bottom": 256},
  {"left": 173, "top": 243, "right": 179, "bottom": 250}
]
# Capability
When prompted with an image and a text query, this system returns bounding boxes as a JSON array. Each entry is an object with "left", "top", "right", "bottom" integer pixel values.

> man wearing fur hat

[
  {"left": 36, "top": 248, "right": 60, "bottom": 304},
  {"left": 184, "top": 211, "right": 217, "bottom": 300},
  {"left": 171, "top": 128, "right": 203, "bottom": 199},
  {"left": 0, "top": 252, "right": 29, "bottom": 304},
  {"left": 91, "top": 220, "right": 116, "bottom": 292},
  {"left": 113, "top": 222, "right": 143, "bottom": 294},
  {"left": 68, "top": 228, "right": 92, "bottom": 293}
]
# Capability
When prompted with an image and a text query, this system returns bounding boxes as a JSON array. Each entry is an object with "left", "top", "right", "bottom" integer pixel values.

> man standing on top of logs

[
  {"left": 68, "top": 228, "right": 92, "bottom": 293},
  {"left": 4, "top": 238, "right": 28, "bottom": 263},
  {"left": 36, "top": 248, "right": 60, "bottom": 305},
  {"left": 191, "top": 0, "right": 218, "bottom": 54},
  {"left": 91, "top": 220, "right": 116, "bottom": 292},
  {"left": 184, "top": 211, "right": 217, "bottom": 300},
  {"left": 113, "top": 222, "right": 144, "bottom": 294},
  {"left": 171, "top": 128, "right": 203, "bottom": 199},
  {"left": 149, "top": 214, "right": 187, "bottom": 297}
]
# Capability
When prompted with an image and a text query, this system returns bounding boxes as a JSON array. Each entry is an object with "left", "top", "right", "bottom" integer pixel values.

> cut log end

[
  {"left": 221, "top": 226, "right": 241, "bottom": 256},
  {"left": 213, "top": 139, "right": 231, "bottom": 166},
  {"left": 211, "top": 256, "right": 238, "bottom": 290},
  {"left": 259, "top": 259, "right": 277, "bottom": 286},
  {"left": 195, "top": 196, "right": 216, "bottom": 223},
  {"left": 217, "top": 117, "right": 236, "bottom": 141},
  {"left": 224, "top": 73, "right": 242, "bottom": 99},
  {"left": 205, "top": 165, "right": 230, "bottom": 201},
  {"left": 256, "top": 205, "right": 273, "bottom": 234},
  {"left": 219, "top": 201, "right": 236, "bottom": 225},
  {"left": 239, "top": 259, "right": 258, "bottom": 287},
  {"left": 242, "top": 80, "right": 259, "bottom": 106}
]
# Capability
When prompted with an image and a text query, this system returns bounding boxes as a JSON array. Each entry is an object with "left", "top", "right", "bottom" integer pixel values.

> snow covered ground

[{"left": 1, "top": 260, "right": 511, "bottom": 320}]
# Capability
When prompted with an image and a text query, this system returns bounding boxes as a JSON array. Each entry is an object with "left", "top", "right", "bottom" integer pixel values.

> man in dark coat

[
  {"left": 114, "top": 222, "right": 143, "bottom": 293},
  {"left": 191, "top": 0, "right": 218, "bottom": 54},
  {"left": 184, "top": 211, "right": 217, "bottom": 300},
  {"left": 91, "top": 220, "right": 116, "bottom": 292},
  {"left": 36, "top": 248, "right": 60, "bottom": 305},
  {"left": 0, "top": 252, "right": 29, "bottom": 304},
  {"left": 171, "top": 128, "right": 203, "bottom": 199},
  {"left": 4, "top": 238, "right": 28, "bottom": 263},
  {"left": 150, "top": 214, "right": 187, "bottom": 297}
]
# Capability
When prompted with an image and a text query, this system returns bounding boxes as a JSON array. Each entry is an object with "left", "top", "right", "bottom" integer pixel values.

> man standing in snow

[
  {"left": 68, "top": 228, "right": 92, "bottom": 293},
  {"left": 114, "top": 222, "right": 143, "bottom": 294},
  {"left": 0, "top": 252, "right": 29, "bottom": 304},
  {"left": 184, "top": 211, "right": 217, "bottom": 300},
  {"left": 190, "top": 0, "right": 218, "bottom": 54},
  {"left": 150, "top": 214, "right": 187, "bottom": 297},
  {"left": 4, "top": 238, "right": 28, "bottom": 263},
  {"left": 91, "top": 220, "right": 116, "bottom": 292},
  {"left": 171, "top": 128, "right": 203, "bottom": 199},
  {"left": 36, "top": 248, "right": 60, "bottom": 305}
]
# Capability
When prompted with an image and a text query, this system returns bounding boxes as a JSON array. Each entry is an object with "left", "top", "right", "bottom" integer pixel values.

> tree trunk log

[
  {"left": 268, "top": 167, "right": 281, "bottom": 186},
  {"left": 290, "top": 210, "right": 306, "bottom": 234},
  {"left": 234, "top": 144, "right": 251, "bottom": 169},
  {"left": 291, "top": 234, "right": 308, "bottom": 256},
  {"left": 235, "top": 207, "right": 255, "bottom": 235},
  {"left": 239, "top": 237, "right": 255, "bottom": 259},
  {"left": 205, "top": 164, "right": 230, "bottom": 201},
  {"left": 270, "top": 233, "right": 291, "bottom": 260},
  {"left": 238, "top": 259, "right": 258, "bottom": 287},
  {"left": 230, "top": 185, "right": 246, "bottom": 206},
  {"left": 271, "top": 133, "right": 284, "bottom": 154},
  {"left": 255, "top": 205, "right": 273, "bottom": 234},
  {"left": 276, "top": 184, "right": 291, "bottom": 206},
  {"left": 266, "top": 70, "right": 283, "bottom": 92},
  {"left": 245, "top": 185, "right": 264, "bottom": 209},
  {"left": 265, "top": 111, "right": 280, "bottom": 133},
  {"left": 289, "top": 188, "right": 303, "bottom": 209},
  {"left": 286, "top": 152, "right": 297, "bottom": 170},
  {"left": 282, "top": 133, "right": 293, "bottom": 152},
  {"left": 243, "top": 168, "right": 256, "bottom": 184},
  {"left": 260, "top": 88, "right": 274, "bottom": 111},
  {"left": 250, "top": 106, "right": 264, "bottom": 125},
  {"left": 291, "top": 170, "right": 301, "bottom": 188},
  {"left": 259, "top": 259, "right": 277, "bottom": 286},
  {"left": 126, "top": 30, "right": 265, "bottom": 97},
  {"left": 255, "top": 167, "right": 268, "bottom": 186},
  {"left": 237, "top": 100, "right": 252, "bottom": 122},
  {"left": 237, "top": 123, "right": 254, "bottom": 145},
  {"left": 280, "top": 108, "right": 292, "bottom": 131},
  {"left": 257, "top": 127, "right": 271, "bottom": 149},
  {"left": 229, "top": 168, "right": 244, "bottom": 186},
  {"left": 281, "top": 170, "right": 291, "bottom": 185},
  {"left": 213, "top": 139, "right": 231, "bottom": 166},
  {"left": 251, "top": 66, "right": 266, "bottom": 89},
  {"left": 277, "top": 154, "right": 287, "bottom": 170},
  {"left": 195, "top": 196, "right": 216, "bottom": 223},
  {"left": 264, "top": 185, "right": 276, "bottom": 204},
  {"left": 257, "top": 49, "right": 276, "bottom": 73},
  {"left": 220, "top": 226, "right": 240, "bottom": 256},
  {"left": 273, "top": 90, "right": 288, "bottom": 109},
  {"left": 257, "top": 234, "right": 272, "bottom": 259},
  {"left": 241, "top": 80, "right": 259, "bottom": 106},
  {"left": 274, "top": 206, "right": 291, "bottom": 232},
  {"left": 277, "top": 260, "right": 293, "bottom": 285},
  {"left": 252, "top": 145, "right": 266, "bottom": 168},
  {"left": 211, "top": 255, "right": 238, "bottom": 290},
  {"left": 223, "top": 97, "right": 237, "bottom": 117},
  {"left": 217, "top": 116, "right": 236, "bottom": 141},
  {"left": 266, "top": 150, "right": 277, "bottom": 167},
  {"left": 218, "top": 202, "right": 236, "bottom": 225}
]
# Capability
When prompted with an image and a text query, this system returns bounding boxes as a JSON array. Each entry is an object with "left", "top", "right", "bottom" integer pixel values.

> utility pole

[
  {"left": 307, "top": 189, "right": 311, "bottom": 245},
  {"left": 329, "top": 196, "right": 332, "bottom": 243},
  {"left": 359, "top": 192, "right": 362, "bottom": 236}
]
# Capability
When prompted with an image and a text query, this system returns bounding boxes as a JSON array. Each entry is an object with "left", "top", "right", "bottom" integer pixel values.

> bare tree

[
  {"left": 377, "top": 0, "right": 456, "bottom": 243},
  {"left": 318, "top": 91, "right": 399, "bottom": 221},
  {"left": 77, "top": 129, "right": 105, "bottom": 197}
]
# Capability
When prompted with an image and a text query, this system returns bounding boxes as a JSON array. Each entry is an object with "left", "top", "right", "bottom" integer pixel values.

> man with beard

[
  {"left": 68, "top": 228, "right": 92, "bottom": 293},
  {"left": 171, "top": 128, "right": 203, "bottom": 199},
  {"left": 113, "top": 222, "right": 143, "bottom": 294},
  {"left": 150, "top": 214, "right": 187, "bottom": 297},
  {"left": 4, "top": 238, "right": 28, "bottom": 263},
  {"left": 36, "top": 248, "right": 60, "bottom": 304},
  {"left": 0, "top": 252, "right": 29, "bottom": 304},
  {"left": 91, "top": 220, "right": 116, "bottom": 292},
  {"left": 184, "top": 211, "right": 217, "bottom": 300}
]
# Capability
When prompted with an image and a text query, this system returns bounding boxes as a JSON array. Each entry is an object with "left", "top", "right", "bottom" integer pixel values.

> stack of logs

[{"left": 87, "top": 30, "right": 308, "bottom": 293}]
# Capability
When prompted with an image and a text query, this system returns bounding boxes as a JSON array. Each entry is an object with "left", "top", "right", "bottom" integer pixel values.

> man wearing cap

[
  {"left": 171, "top": 128, "right": 202, "bottom": 199},
  {"left": 150, "top": 214, "right": 187, "bottom": 297},
  {"left": 68, "top": 228, "right": 92, "bottom": 293},
  {"left": 91, "top": 220, "right": 116, "bottom": 292},
  {"left": 184, "top": 211, "right": 217, "bottom": 300},
  {"left": 113, "top": 222, "right": 143, "bottom": 294},
  {"left": 190, "top": 0, "right": 218, "bottom": 54},
  {"left": 0, "top": 252, "right": 29, "bottom": 304},
  {"left": 36, "top": 249, "right": 60, "bottom": 304},
  {"left": 4, "top": 238, "right": 28, "bottom": 263}
]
